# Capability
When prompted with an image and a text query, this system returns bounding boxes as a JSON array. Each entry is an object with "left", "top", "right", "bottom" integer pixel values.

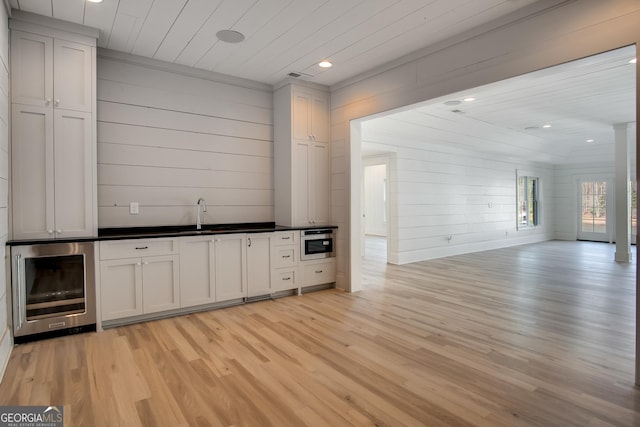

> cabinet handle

[
  {"left": 143, "top": 261, "right": 149, "bottom": 265},
  {"left": 315, "top": 270, "right": 323, "bottom": 274},
  {"left": 282, "top": 255, "right": 291, "bottom": 259},
  {"left": 136, "top": 262, "right": 141, "bottom": 266},
  {"left": 47, "top": 229, "right": 54, "bottom": 234},
  {"left": 15, "top": 254, "right": 24, "bottom": 329},
  {"left": 54, "top": 99, "right": 60, "bottom": 107},
  {"left": 282, "top": 236, "right": 291, "bottom": 240},
  {"left": 56, "top": 229, "right": 62, "bottom": 234},
  {"left": 45, "top": 98, "right": 51, "bottom": 106},
  {"left": 283, "top": 277, "right": 291, "bottom": 281},
  {"left": 248, "top": 237, "right": 251, "bottom": 247},
  {"left": 135, "top": 246, "right": 148, "bottom": 250}
]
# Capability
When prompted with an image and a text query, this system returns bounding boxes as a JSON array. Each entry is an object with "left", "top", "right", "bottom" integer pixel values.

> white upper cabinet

[
  {"left": 53, "top": 38, "right": 92, "bottom": 112},
  {"left": 11, "top": 30, "right": 92, "bottom": 112},
  {"left": 274, "top": 83, "right": 331, "bottom": 227},
  {"left": 9, "top": 16, "right": 97, "bottom": 240},
  {"left": 10, "top": 31, "right": 52, "bottom": 108},
  {"left": 292, "top": 88, "right": 330, "bottom": 143}
]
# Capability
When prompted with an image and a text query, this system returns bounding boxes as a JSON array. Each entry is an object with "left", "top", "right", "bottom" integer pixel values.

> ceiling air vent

[{"left": 288, "top": 72, "right": 302, "bottom": 78}]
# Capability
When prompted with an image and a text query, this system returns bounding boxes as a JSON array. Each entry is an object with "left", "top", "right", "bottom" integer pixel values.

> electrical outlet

[{"left": 129, "top": 202, "right": 139, "bottom": 215}]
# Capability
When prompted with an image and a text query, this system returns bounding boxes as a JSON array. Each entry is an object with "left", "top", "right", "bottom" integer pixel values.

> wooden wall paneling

[
  {"left": 98, "top": 186, "right": 272, "bottom": 208},
  {"left": 97, "top": 101, "right": 271, "bottom": 141},
  {"left": 95, "top": 56, "right": 274, "bottom": 228},
  {"left": 97, "top": 79, "right": 272, "bottom": 125},
  {"left": 98, "top": 164, "right": 270, "bottom": 189},
  {"left": 97, "top": 57, "right": 272, "bottom": 107},
  {"left": 97, "top": 122, "right": 271, "bottom": 158}
]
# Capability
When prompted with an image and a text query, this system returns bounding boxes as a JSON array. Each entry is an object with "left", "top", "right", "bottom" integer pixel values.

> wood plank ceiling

[
  {"left": 9, "top": 0, "right": 636, "bottom": 165},
  {"left": 362, "top": 46, "right": 637, "bottom": 165},
  {"left": 10, "top": 0, "right": 547, "bottom": 86}
]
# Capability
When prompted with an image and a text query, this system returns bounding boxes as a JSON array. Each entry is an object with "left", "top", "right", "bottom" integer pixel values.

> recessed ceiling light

[
  {"left": 318, "top": 60, "right": 333, "bottom": 68},
  {"left": 586, "top": 139, "right": 595, "bottom": 143},
  {"left": 463, "top": 97, "right": 475, "bottom": 102},
  {"left": 630, "top": 58, "right": 638, "bottom": 64},
  {"left": 87, "top": 0, "right": 103, "bottom": 3},
  {"left": 216, "top": 30, "right": 245, "bottom": 44},
  {"left": 542, "top": 124, "right": 551, "bottom": 128}
]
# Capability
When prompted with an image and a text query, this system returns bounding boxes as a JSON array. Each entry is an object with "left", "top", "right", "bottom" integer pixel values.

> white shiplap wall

[
  {"left": 331, "top": 0, "right": 640, "bottom": 291},
  {"left": 0, "top": 3, "right": 11, "bottom": 378},
  {"left": 96, "top": 51, "right": 274, "bottom": 227},
  {"left": 362, "top": 134, "right": 554, "bottom": 264}
]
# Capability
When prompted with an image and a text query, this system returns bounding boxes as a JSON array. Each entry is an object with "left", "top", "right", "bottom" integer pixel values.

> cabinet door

[
  {"left": 214, "top": 234, "right": 247, "bottom": 301},
  {"left": 142, "top": 255, "right": 180, "bottom": 314},
  {"left": 11, "top": 30, "right": 53, "bottom": 107},
  {"left": 310, "top": 142, "right": 331, "bottom": 225},
  {"left": 293, "top": 141, "right": 311, "bottom": 226},
  {"left": 247, "top": 233, "right": 272, "bottom": 297},
  {"left": 292, "top": 91, "right": 311, "bottom": 140},
  {"left": 100, "top": 258, "right": 143, "bottom": 321},
  {"left": 53, "top": 39, "right": 92, "bottom": 112},
  {"left": 180, "top": 237, "right": 215, "bottom": 307},
  {"left": 311, "top": 94, "right": 330, "bottom": 142},
  {"left": 11, "top": 105, "right": 55, "bottom": 239},
  {"left": 53, "top": 110, "right": 94, "bottom": 237}
]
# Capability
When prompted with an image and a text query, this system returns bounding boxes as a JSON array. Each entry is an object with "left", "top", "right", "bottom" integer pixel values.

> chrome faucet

[{"left": 196, "top": 198, "right": 207, "bottom": 230}]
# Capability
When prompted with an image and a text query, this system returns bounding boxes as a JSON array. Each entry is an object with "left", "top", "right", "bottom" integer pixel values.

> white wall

[
  {"left": 0, "top": 3, "right": 11, "bottom": 378},
  {"left": 363, "top": 163, "right": 387, "bottom": 237},
  {"left": 96, "top": 50, "right": 274, "bottom": 228},
  {"left": 362, "top": 133, "right": 553, "bottom": 264},
  {"left": 330, "top": 0, "right": 640, "bottom": 291}
]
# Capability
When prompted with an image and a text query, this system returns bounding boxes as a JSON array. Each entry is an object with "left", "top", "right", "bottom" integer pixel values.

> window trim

[{"left": 517, "top": 171, "right": 541, "bottom": 230}]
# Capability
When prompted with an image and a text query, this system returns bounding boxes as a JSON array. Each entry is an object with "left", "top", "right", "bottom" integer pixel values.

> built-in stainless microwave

[{"left": 301, "top": 229, "right": 335, "bottom": 260}]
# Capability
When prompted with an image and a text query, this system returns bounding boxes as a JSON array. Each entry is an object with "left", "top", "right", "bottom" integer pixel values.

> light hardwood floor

[{"left": 0, "top": 240, "right": 639, "bottom": 426}]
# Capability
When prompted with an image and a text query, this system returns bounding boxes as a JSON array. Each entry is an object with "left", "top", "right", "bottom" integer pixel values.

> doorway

[
  {"left": 578, "top": 179, "right": 613, "bottom": 242},
  {"left": 362, "top": 156, "right": 391, "bottom": 265}
]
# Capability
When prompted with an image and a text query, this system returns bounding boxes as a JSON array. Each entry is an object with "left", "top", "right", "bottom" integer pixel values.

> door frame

[{"left": 576, "top": 176, "right": 614, "bottom": 243}]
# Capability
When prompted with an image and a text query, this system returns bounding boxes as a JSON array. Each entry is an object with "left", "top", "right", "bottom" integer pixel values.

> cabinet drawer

[
  {"left": 301, "top": 258, "right": 336, "bottom": 286},
  {"left": 272, "top": 267, "right": 298, "bottom": 291},
  {"left": 100, "top": 238, "right": 178, "bottom": 260},
  {"left": 272, "top": 231, "right": 298, "bottom": 246},
  {"left": 272, "top": 247, "right": 298, "bottom": 268}
]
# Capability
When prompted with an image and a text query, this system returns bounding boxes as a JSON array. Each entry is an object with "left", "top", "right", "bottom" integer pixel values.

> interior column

[{"left": 614, "top": 122, "right": 632, "bottom": 262}]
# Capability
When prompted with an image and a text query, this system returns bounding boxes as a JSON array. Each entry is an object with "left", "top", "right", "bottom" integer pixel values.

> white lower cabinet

[
  {"left": 247, "top": 233, "right": 273, "bottom": 297},
  {"left": 99, "top": 239, "right": 179, "bottom": 322},
  {"left": 179, "top": 236, "right": 215, "bottom": 307},
  {"left": 214, "top": 234, "right": 248, "bottom": 302},
  {"left": 100, "top": 258, "right": 142, "bottom": 321},
  {"left": 300, "top": 258, "right": 337, "bottom": 287},
  {"left": 270, "top": 231, "right": 300, "bottom": 292},
  {"left": 98, "top": 230, "right": 336, "bottom": 324},
  {"left": 142, "top": 255, "right": 180, "bottom": 314}
]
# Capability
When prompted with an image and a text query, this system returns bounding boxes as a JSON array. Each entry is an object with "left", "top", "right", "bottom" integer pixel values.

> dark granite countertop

[{"left": 7, "top": 222, "right": 338, "bottom": 246}]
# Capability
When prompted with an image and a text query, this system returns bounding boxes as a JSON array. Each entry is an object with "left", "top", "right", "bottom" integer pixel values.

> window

[{"left": 517, "top": 175, "right": 539, "bottom": 228}]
